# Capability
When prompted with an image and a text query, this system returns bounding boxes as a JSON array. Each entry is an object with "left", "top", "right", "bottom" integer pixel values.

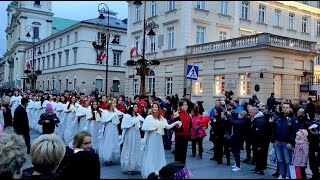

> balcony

[{"left": 186, "top": 33, "right": 316, "bottom": 55}]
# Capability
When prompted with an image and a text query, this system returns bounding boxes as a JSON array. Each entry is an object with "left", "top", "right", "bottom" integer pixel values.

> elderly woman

[
  {"left": 0, "top": 132, "right": 27, "bottom": 179},
  {"left": 22, "top": 134, "right": 66, "bottom": 179}
]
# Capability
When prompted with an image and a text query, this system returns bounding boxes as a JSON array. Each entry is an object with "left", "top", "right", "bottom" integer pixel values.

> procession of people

[{"left": 0, "top": 88, "right": 320, "bottom": 179}]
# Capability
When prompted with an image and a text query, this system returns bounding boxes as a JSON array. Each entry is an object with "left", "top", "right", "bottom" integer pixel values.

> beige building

[{"left": 126, "top": 1, "right": 320, "bottom": 109}]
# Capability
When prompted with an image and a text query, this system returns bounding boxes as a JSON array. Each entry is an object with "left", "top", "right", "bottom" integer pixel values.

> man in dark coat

[
  {"left": 13, "top": 97, "right": 30, "bottom": 154},
  {"left": 267, "top": 93, "right": 276, "bottom": 112}
]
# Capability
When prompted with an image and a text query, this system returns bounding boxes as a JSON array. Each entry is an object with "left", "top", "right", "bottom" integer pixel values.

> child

[
  {"left": 291, "top": 129, "right": 309, "bottom": 179},
  {"left": 195, "top": 112, "right": 210, "bottom": 137}
]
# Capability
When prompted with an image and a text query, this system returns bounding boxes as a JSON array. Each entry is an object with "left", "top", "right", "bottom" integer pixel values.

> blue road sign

[{"left": 186, "top": 65, "right": 199, "bottom": 80}]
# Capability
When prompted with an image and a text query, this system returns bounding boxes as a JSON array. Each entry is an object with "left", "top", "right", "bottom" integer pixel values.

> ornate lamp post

[
  {"left": 125, "top": 1, "right": 160, "bottom": 96},
  {"left": 92, "top": 3, "right": 119, "bottom": 96},
  {"left": 25, "top": 25, "right": 42, "bottom": 91}
]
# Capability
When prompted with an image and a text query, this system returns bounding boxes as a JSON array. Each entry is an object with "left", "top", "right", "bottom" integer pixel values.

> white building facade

[
  {"left": 126, "top": 1, "right": 319, "bottom": 109},
  {"left": 1, "top": 1, "right": 128, "bottom": 96}
]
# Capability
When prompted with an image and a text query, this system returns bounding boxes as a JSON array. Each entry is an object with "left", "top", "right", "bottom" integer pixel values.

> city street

[{"left": 21, "top": 128, "right": 311, "bottom": 179}]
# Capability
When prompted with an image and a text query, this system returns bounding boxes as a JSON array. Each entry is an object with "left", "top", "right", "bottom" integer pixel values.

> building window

[
  {"left": 38, "top": 59, "right": 40, "bottom": 70},
  {"left": 214, "top": 75, "right": 225, "bottom": 96},
  {"left": 196, "top": 1, "right": 205, "bottom": 9},
  {"left": 166, "top": 77, "right": 173, "bottom": 95},
  {"left": 112, "top": 80, "right": 120, "bottom": 92},
  {"left": 47, "top": 56, "right": 50, "bottom": 69},
  {"left": 75, "top": 32, "right": 78, "bottom": 42},
  {"left": 302, "top": 17, "right": 308, "bottom": 33},
  {"left": 48, "top": 43, "right": 50, "bottom": 52},
  {"left": 52, "top": 55, "right": 55, "bottom": 68},
  {"left": 59, "top": 38, "right": 62, "bottom": 47},
  {"left": 258, "top": 5, "right": 266, "bottom": 23},
  {"left": 66, "top": 51, "right": 69, "bottom": 66},
  {"left": 34, "top": 1, "right": 40, "bottom": 5},
  {"left": 294, "top": 76, "right": 301, "bottom": 98},
  {"left": 168, "top": 1, "right": 175, "bottom": 11},
  {"left": 148, "top": 71, "right": 155, "bottom": 95},
  {"left": 317, "top": 20, "right": 320, "bottom": 35},
  {"left": 274, "top": 9, "right": 281, "bottom": 27},
  {"left": 193, "top": 77, "right": 203, "bottom": 95},
  {"left": 135, "top": 36, "right": 140, "bottom": 53},
  {"left": 136, "top": 6, "right": 141, "bottom": 22},
  {"left": 289, "top": 13, "right": 295, "bottom": 30},
  {"left": 220, "top": 1, "right": 228, "bottom": 15},
  {"left": 73, "top": 49, "right": 77, "bottom": 64},
  {"left": 42, "top": 45, "right": 45, "bottom": 53},
  {"left": 302, "top": 1, "right": 307, "bottom": 4},
  {"left": 219, "top": 31, "right": 227, "bottom": 40},
  {"left": 133, "top": 79, "right": 139, "bottom": 95},
  {"left": 113, "top": 51, "right": 121, "bottom": 66},
  {"left": 150, "top": 36, "right": 156, "bottom": 52},
  {"left": 240, "top": 74, "right": 251, "bottom": 96},
  {"left": 318, "top": 1, "right": 320, "bottom": 8},
  {"left": 167, "top": 27, "right": 175, "bottom": 50},
  {"left": 273, "top": 74, "right": 281, "bottom": 97},
  {"left": 151, "top": 1, "right": 157, "bottom": 17},
  {"left": 33, "top": 27, "right": 39, "bottom": 39},
  {"left": 241, "top": 1, "right": 249, "bottom": 19},
  {"left": 53, "top": 41, "right": 56, "bottom": 50},
  {"left": 42, "top": 57, "right": 45, "bottom": 70},
  {"left": 114, "top": 35, "right": 120, "bottom": 44},
  {"left": 58, "top": 54, "right": 62, "bottom": 67},
  {"left": 196, "top": 26, "right": 205, "bottom": 44},
  {"left": 67, "top": 35, "right": 70, "bottom": 45},
  {"left": 74, "top": 79, "right": 76, "bottom": 90},
  {"left": 316, "top": 55, "right": 320, "bottom": 65},
  {"left": 66, "top": 79, "right": 68, "bottom": 90}
]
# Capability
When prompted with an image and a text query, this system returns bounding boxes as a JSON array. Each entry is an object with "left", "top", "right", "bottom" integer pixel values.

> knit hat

[
  {"left": 46, "top": 103, "right": 53, "bottom": 113},
  {"left": 296, "top": 129, "right": 308, "bottom": 139}
]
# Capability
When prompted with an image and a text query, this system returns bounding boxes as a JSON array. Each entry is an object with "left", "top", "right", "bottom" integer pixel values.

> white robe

[
  {"left": 75, "top": 105, "right": 91, "bottom": 132},
  {"left": 84, "top": 110, "right": 101, "bottom": 151},
  {"left": 34, "top": 101, "right": 44, "bottom": 134},
  {"left": 120, "top": 114, "right": 144, "bottom": 172},
  {"left": 55, "top": 102, "right": 67, "bottom": 138},
  {"left": 140, "top": 115, "right": 171, "bottom": 179},
  {"left": 9, "top": 95, "right": 22, "bottom": 118},
  {"left": 26, "top": 100, "right": 36, "bottom": 130},
  {"left": 98, "top": 109, "right": 120, "bottom": 162},
  {"left": 63, "top": 102, "right": 78, "bottom": 146}
]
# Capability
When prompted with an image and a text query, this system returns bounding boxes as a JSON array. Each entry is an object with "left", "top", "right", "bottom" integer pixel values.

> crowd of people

[{"left": 0, "top": 89, "right": 319, "bottom": 179}]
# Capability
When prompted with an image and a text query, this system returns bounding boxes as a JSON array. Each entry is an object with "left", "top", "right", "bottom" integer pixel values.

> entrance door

[{"left": 95, "top": 79, "right": 103, "bottom": 91}]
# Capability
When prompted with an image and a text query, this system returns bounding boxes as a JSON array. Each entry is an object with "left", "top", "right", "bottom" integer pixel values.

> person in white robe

[
  {"left": 75, "top": 99, "right": 91, "bottom": 132},
  {"left": 84, "top": 100, "right": 102, "bottom": 151},
  {"left": 9, "top": 90, "right": 22, "bottom": 118},
  {"left": 26, "top": 96, "right": 37, "bottom": 130},
  {"left": 34, "top": 96, "right": 45, "bottom": 134},
  {"left": 98, "top": 100, "right": 121, "bottom": 164},
  {"left": 140, "top": 102, "right": 182, "bottom": 179},
  {"left": 119, "top": 103, "right": 144, "bottom": 174},
  {"left": 55, "top": 96, "right": 67, "bottom": 138},
  {"left": 63, "top": 96, "right": 78, "bottom": 146}
]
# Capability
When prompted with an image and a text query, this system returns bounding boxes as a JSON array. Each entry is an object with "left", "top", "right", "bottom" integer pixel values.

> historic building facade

[
  {"left": 1, "top": 1, "right": 127, "bottom": 96},
  {"left": 126, "top": 1, "right": 320, "bottom": 109}
]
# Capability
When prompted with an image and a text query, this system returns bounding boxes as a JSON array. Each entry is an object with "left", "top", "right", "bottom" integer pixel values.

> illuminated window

[
  {"left": 214, "top": 75, "right": 225, "bottom": 96},
  {"left": 273, "top": 74, "right": 281, "bottom": 97},
  {"left": 239, "top": 74, "right": 251, "bottom": 96},
  {"left": 194, "top": 77, "right": 203, "bottom": 95},
  {"left": 294, "top": 76, "right": 301, "bottom": 98}
]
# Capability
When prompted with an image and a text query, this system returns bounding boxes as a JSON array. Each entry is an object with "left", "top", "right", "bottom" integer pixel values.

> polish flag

[
  {"left": 245, "top": 72, "right": 251, "bottom": 78},
  {"left": 98, "top": 51, "right": 106, "bottom": 62},
  {"left": 289, "top": 165, "right": 302, "bottom": 179},
  {"left": 26, "top": 61, "right": 31, "bottom": 70},
  {"left": 130, "top": 46, "right": 138, "bottom": 58}
]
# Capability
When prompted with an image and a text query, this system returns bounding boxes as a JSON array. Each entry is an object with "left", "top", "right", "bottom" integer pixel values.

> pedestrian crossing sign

[{"left": 186, "top": 65, "right": 199, "bottom": 80}]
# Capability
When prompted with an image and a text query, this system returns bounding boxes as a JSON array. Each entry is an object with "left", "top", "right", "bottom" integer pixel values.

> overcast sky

[{"left": 0, "top": 1, "right": 128, "bottom": 57}]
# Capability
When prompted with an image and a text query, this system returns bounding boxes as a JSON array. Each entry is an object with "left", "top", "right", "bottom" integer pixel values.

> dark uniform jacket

[{"left": 13, "top": 105, "right": 29, "bottom": 135}]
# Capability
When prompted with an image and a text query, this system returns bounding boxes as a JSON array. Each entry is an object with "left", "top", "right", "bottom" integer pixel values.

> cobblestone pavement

[{"left": 22, "top": 128, "right": 312, "bottom": 179}]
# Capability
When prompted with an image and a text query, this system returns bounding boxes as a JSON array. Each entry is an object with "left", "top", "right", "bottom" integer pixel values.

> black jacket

[
  {"left": 251, "top": 112, "right": 267, "bottom": 148},
  {"left": 38, "top": 113, "right": 60, "bottom": 134},
  {"left": 271, "top": 113, "right": 299, "bottom": 146},
  {"left": 13, "top": 105, "right": 29, "bottom": 135},
  {"left": 267, "top": 96, "right": 276, "bottom": 111},
  {"left": 3, "top": 104, "right": 12, "bottom": 128},
  {"left": 226, "top": 114, "right": 249, "bottom": 144},
  {"left": 22, "top": 167, "right": 56, "bottom": 180}
]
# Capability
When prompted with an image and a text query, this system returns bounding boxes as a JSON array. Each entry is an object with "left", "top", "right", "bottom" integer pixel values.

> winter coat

[{"left": 292, "top": 139, "right": 309, "bottom": 166}]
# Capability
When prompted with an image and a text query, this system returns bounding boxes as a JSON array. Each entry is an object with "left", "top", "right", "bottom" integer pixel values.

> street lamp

[
  {"left": 25, "top": 25, "right": 42, "bottom": 91},
  {"left": 92, "top": 3, "right": 119, "bottom": 96},
  {"left": 125, "top": 1, "right": 160, "bottom": 96}
]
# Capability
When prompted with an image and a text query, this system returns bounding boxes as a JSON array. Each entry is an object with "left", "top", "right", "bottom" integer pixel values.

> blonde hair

[
  {"left": 0, "top": 132, "right": 26, "bottom": 178},
  {"left": 30, "top": 134, "right": 66, "bottom": 174},
  {"left": 73, "top": 131, "right": 92, "bottom": 149}
]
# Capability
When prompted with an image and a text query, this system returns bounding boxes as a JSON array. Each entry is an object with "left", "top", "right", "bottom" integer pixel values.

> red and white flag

[
  {"left": 130, "top": 46, "right": 138, "bottom": 58},
  {"left": 289, "top": 165, "right": 302, "bottom": 179},
  {"left": 98, "top": 51, "right": 106, "bottom": 62},
  {"left": 245, "top": 72, "right": 251, "bottom": 78},
  {"left": 26, "top": 61, "right": 31, "bottom": 70}
]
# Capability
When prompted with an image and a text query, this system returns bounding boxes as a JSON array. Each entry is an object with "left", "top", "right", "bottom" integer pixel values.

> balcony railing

[{"left": 186, "top": 33, "right": 316, "bottom": 55}]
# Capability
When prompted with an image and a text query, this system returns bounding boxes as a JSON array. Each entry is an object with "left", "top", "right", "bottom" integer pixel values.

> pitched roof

[
  {"left": 81, "top": 17, "right": 127, "bottom": 30},
  {"left": 52, "top": 17, "right": 79, "bottom": 34}
]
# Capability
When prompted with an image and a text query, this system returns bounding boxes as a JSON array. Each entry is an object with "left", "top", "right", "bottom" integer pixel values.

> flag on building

[
  {"left": 130, "top": 46, "right": 138, "bottom": 58},
  {"left": 245, "top": 72, "right": 251, "bottom": 78},
  {"left": 98, "top": 51, "right": 106, "bottom": 62},
  {"left": 26, "top": 61, "right": 31, "bottom": 70}
]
